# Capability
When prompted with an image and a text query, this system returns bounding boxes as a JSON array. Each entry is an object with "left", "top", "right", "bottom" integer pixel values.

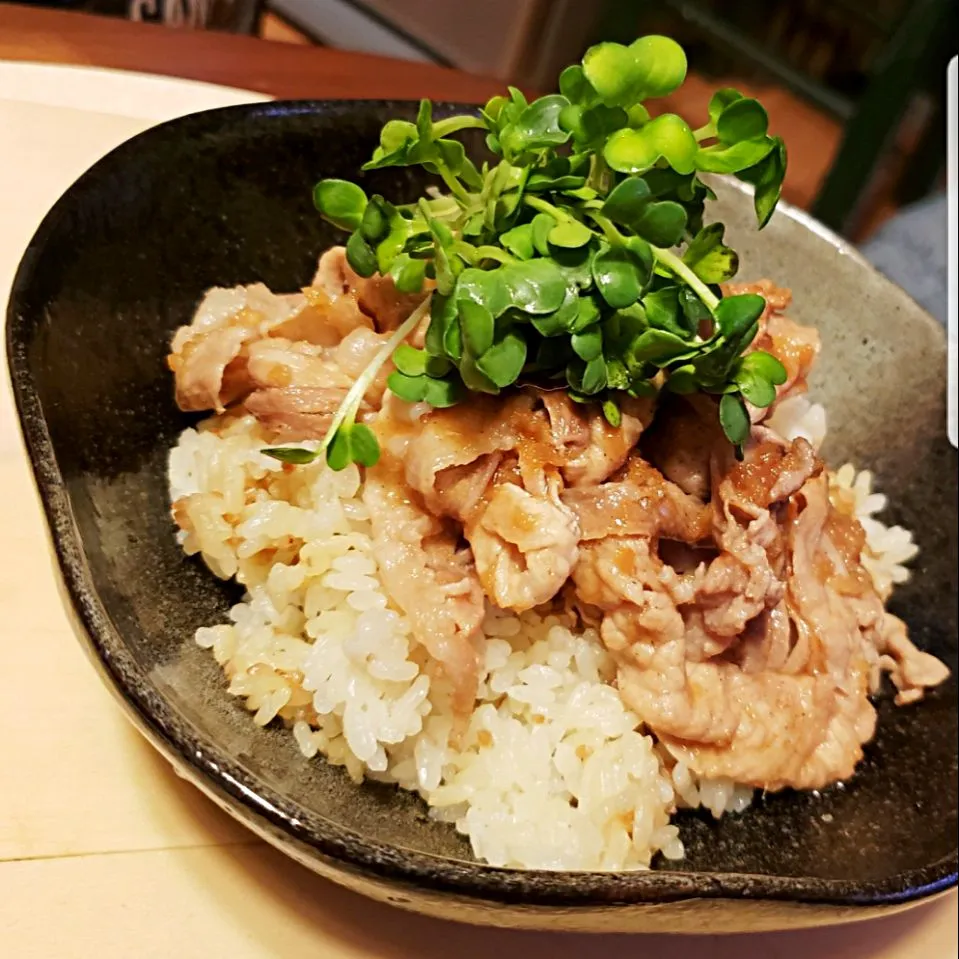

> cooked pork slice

[
  {"left": 363, "top": 451, "right": 485, "bottom": 717},
  {"left": 313, "top": 246, "right": 429, "bottom": 332},
  {"left": 238, "top": 328, "right": 391, "bottom": 439},
  {"left": 171, "top": 321, "right": 253, "bottom": 413},
  {"left": 536, "top": 389, "right": 591, "bottom": 451},
  {"left": 688, "top": 438, "right": 820, "bottom": 642},
  {"left": 568, "top": 430, "right": 937, "bottom": 792},
  {"left": 722, "top": 279, "right": 793, "bottom": 318},
  {"left": 560, "top": 396, "right": 654, "bottom": 487},
  {"left": 243, "top": 387, "right": 371, "bottom": 440},
  {"left": 169, "top": 272, "right": 380, "bottom": 413},
  {"left": 402, "top": 393, "right": 534, "bottom": 517},
  {"left": 468, "top": 473, "right": 580, "bottom": 611},
  {"left": 756, "top": 312, "right": 821, "bottom": 403},
  {"left": 641, "top": 395, "right": 722, "bottom": 500},
  {"left": 399, "top": 392, "right": 585, "bottom": 611},
  {"left": 878, "top": 614, "right": 951, "bottom": 705},
  {"left": 561, "top": 456, "right": 711, "bottom": 543}
]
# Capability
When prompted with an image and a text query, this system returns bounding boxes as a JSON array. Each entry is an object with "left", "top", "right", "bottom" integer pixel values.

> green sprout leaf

[
  {"left": 707, "top": 88, "right": 745, "bottom": 125},
  {"left": 602, "top": 397, "right": 622, "bottom": 426},
  {"left": 425, "top": 293, "right": 456, "bottom": 356},
  {"left": 716, "top": 98, "right": 769, "bottom": 144},
  {"left": 643, "top": 286, "right": 688, "bottom": 336},
  {"left": 299, "top": 35, "right": 789, "bottom": 464},
  {"left": 719, "top": 391, "right": 751, "bottom": 445},
  {"left": 715, "top": 293, "right": 766, "bottom": 339},
  {"left": 632, "top": 200, "right": 687, "bottom": 247},
  {"left": 630, "top": 328, "right": 693, "bottom": 364},
  {"left": 423, "top": 376, "right": 464, "bottom": 408},
  {"left": 346, "top": 230, "right": 377, "bottom": 277},
  {"left": 736, "top": 371, "right": 776, "bottom": 408},
  {"left": 740, "top": 349, "right": 788, "bottom": 385},
  {"left": 531, "top": 213, "right": 556, "bottom": 256},
  {"left": 627, "top": 35, "right": 688, "bottom": 98},
  {"left": 499, "top": 94, "right": 571, "bottom": 159},
  {"left": 571, "top": 324, "right": 603, "bottom": 361},
  {"left": 326, "top": 429, "right": 353, "bottom": 471},
  {"left": 531, "top": 286, "right": 580, "bottom": 336},
  {"left": 349, "top": 423, "right": 381, "bottom": 467},
  {"left": 500, "top": 222, "right": 536, "bottom": 259},
  {"left": 476, "top": 331, "right": 527, "bottom": 387},
  {"left": 501, "top": 258, "right": 568, "bottom": 314},
  {"left": 583, "top": 35, "right": 687, "bottom": 106},
  {"left": 460, "top": 300, "right": 495, "bottom": 356},
  {"left": 695, "top": 137, "right": 776, "bottom": 174},
  {"left": 387, "top": 370, "right": 429, "bottom": 402},
  {"left": 567, "top": 355, "right": 608, "bottom": 395},
  {"left": 360, "top": 196, "right": 389, "bottom": 242},
  {"left": 592, "top": 243, "right": 651, "bottom": 309},
  {"left": 263, "top": 446, "right": 319, "bottom": 465},
  {"left": 604, "top": 115, "right": 697, "bottom": 175},
  {"left": 456, "top": 267, "right": 511, "bottom": 318},
  {"left": 582, "top": 42, "right": 637, "bottom": 105},
  {"left": 548, "top": 217, "right": 594, "bottom": 248},
  {"left": 313, "top": 179, "right": 369, "bottom": 231},
  {"left": 393, "top": 343, "right": 428, "bottom": 376},
  {"left": 683, "top": 223, "right": 739, "bottom": 283},
  {"left": 389, "top": 253, "right": 427, "bottom": 293},
  {"left": 602, "top": 176, "right": 653, "bottom": 227},
  {"left": 737, "top": 135, "right": 787, "bottom": 228},
  {"left": 558, "top": 64, "right": 593, "bottom": 104}
]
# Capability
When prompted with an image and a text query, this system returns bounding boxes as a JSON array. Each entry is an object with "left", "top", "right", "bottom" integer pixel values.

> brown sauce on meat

[{"left": 728, "top": 442, "right": 787, "bottom": 506}]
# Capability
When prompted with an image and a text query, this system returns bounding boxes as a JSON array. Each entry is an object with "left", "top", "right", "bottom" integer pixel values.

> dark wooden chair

[{"left": 594, "top": 0, "right": 956, "bottom": 234}]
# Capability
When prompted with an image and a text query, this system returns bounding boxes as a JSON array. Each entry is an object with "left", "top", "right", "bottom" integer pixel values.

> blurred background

[{"left": 9, "top": 0, "right": 956, "bottom": 315}]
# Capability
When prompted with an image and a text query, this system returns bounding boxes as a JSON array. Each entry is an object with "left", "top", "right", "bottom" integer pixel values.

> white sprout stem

[{"left": 318, "top": 294, "right": 433, "bottom": 451}]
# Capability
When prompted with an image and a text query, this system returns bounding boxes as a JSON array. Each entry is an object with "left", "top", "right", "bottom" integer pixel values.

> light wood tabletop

[{"left": 0, "top": 7, "right": 956, "bottom": 958}]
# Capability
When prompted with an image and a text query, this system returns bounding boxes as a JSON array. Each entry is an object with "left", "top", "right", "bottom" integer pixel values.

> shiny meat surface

[
  {"left": 397, "top": 392, "right": 592, "bottom": 612},
  {"left": 168, "top": 247, "right": 415, "bottom": 423},
  {"left": 391, "top": 391, "right": 655, "bottom": 613},
  {"left": 363, "top": 400, "right": 485, "bottom": 714},
  {"left": 174, "top": 262, "right": 949, "bottom": 778},
  {"left": 571, "top": 424, "right": 946, "bottom": 791},
  {"left": 313, "top": 245, "right": 429, "bottom": 332}
]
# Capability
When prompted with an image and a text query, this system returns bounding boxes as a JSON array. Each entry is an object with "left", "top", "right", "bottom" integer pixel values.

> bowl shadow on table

[{"left": 133, "top": 735, "right": 953, "bottom": 955}]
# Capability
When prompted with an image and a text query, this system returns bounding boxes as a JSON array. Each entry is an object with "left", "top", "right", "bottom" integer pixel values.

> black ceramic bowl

[{"left": 7, "top": 101, "right": 957, "bottom": 933}]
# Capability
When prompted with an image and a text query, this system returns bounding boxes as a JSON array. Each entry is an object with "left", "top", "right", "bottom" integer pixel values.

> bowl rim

[{"left": 6, "top": 98, "right": 957, "bottom": 911}]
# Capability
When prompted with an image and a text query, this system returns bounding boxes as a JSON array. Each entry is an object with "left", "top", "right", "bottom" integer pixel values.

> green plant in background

[{"left": 265, "top": 35, "right": 788, "bottom": 470}]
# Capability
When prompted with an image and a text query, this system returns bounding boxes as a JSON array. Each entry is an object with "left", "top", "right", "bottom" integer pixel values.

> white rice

[{"left": 168, "top": 398, "right": 911, "bottom": 871}]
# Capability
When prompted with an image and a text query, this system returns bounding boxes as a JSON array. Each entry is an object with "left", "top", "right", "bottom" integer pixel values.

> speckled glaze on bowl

[{"left": 6, "top": 101, "right": 957, "bottom": 933}]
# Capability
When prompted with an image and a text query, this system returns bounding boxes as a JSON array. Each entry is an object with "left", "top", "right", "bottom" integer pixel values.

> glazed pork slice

[
  {"left": 395, "top": 390, "right": 654, "bottom": 613},
  {"left": 169, "top": 245, "right": 422, "bottom": 415},
  {"left": 313, "top": 245, "right": 429, "bottom": 332},
  {"left": 535, "top": 389, "right": 654, "bottom": 487},
  {"left": 398, "top": 392, "right": 581, "bottom": 612},
  {"left": 640, "top": 394, "right": 722, "bottom": 501},
  {"left": 169, "top": 285, "right": 312, "bottom": 412},
  {"left": 570, "top": 430, "right": 949, "bottom": 792},
  {"left": 238, "top": 328, "right": 392, "bottom": 439},
  {"left": 362, "top": 404, "right": 485, "bottom": 716}
]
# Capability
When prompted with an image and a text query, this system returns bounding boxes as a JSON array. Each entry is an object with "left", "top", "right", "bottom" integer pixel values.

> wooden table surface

[
  {"left": 1, "top": 6, "right": 955, "bottom": 958},
  {"left": 0, "top": 3, "right": 505, "bottom": 102}
]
